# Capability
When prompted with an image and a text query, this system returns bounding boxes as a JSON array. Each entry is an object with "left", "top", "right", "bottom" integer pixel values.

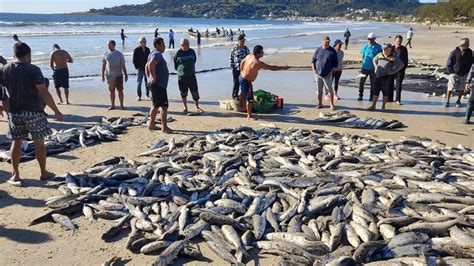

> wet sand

[{"left": 0, "top": 24, "right": 473, "bottom": 265}]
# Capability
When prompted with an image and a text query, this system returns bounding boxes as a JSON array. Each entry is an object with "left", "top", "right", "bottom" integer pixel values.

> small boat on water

[{"left": 187, "top": 30, "right": 229, "bottom": 40}]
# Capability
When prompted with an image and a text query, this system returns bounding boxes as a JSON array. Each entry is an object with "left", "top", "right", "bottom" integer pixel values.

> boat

[{"left": 187, "top": 30, "right": 229, "bottom": 39}]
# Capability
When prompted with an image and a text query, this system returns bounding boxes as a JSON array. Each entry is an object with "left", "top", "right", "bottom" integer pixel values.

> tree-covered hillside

[
  {"left": 414, "top": 0, "right": 473, "bottom": 25},
  {"left": 87, "top": 0, "right": 422, "bottom": 19}
]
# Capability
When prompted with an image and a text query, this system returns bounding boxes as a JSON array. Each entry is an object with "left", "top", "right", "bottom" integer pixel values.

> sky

[
  {"left": 0, "top": 0, "right": 438, "bottom": 14},
  {"left": 0, "top": 0, "right": 150, "bottom": 14}
]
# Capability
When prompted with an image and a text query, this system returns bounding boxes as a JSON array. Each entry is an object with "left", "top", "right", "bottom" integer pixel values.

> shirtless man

[
  {"left": 239, "top": 45, "right": 289, "bottom": 120},
  {"left": 50, "top": 44, "right": 73, "bottom": 104}
]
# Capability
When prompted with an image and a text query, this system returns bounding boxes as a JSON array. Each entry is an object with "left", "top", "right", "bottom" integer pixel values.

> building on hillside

[{"left": 437, "top": 0, "right": 449, "bottom": 2}]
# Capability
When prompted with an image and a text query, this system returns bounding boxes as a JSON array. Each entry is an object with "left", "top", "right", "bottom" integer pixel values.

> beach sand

[{"left": 0, "top": 24, "right": 473, "bottom": 265}]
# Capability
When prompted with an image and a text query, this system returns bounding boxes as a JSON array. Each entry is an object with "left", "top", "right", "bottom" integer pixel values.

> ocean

[{"left": 0, "top": 13, "right": 407, "bottom": 101}]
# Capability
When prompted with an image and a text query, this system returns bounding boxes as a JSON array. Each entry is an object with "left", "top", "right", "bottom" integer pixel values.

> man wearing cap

[
  {"left": 445, "top": 38, "right": 473, "bottom": 108},
  {"left": 229, "top": 35, "right": 250, "bottom": 102},
  {"left": 312, "top": 36, "right": 338, "bottom": 110},
  {"left": 358, "top": 32, "right": 382, "bottom": 101},
  {"left": 368, "top": 43, "right": 404, "bottom": 111}
]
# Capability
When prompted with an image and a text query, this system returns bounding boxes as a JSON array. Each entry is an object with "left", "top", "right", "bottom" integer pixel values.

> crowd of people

[{"left": 0, "top": 28, "right": 472, "bottom": 186}]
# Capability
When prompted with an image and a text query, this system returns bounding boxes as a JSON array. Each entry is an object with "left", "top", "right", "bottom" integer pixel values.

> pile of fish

[
  {"left": 31, "top": 127, "right": 474, "bottom": 265},
  {"left": 315, "top": 111, "right": 405, "bottom": 130},
  {"left": 0, "top": 117, "right": 137, "bottom": 162}
]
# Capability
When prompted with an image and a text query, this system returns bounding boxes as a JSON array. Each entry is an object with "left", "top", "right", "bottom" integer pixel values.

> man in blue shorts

[{"left": 239, "top": 45, "right": 289, "bottom": 120}]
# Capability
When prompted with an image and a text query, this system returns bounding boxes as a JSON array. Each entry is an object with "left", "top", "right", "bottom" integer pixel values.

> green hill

[
  {"left": 414, "top": 0, "right": 473, "bottom": 25},
  {"left": 87, "top": 0, "right": 422, "bottom": 19}
]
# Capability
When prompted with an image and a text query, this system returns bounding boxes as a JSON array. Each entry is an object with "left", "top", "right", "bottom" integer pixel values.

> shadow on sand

[{"left": 0, "top": 225, "right": 51, "bottom": 244}]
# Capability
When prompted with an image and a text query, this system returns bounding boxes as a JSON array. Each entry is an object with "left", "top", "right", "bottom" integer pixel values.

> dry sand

[{"left": 0, "top": 24, "right": 473, "bottom": 265}]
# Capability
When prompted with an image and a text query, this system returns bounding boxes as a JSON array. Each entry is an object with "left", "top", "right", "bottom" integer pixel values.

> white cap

[{"left": 367, "top": 32, "right": 376, "bottom": 39}]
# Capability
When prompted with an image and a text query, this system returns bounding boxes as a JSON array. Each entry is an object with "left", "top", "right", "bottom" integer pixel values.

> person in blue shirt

[
  {"left": 358, "top": 32, "right": 382, "bottom": 101},
  {"left": 311, "top": 36, "right": 339, "bottom": 110},
  {"left": 168, "top": 29, "right": 175, "bottom": 49}
]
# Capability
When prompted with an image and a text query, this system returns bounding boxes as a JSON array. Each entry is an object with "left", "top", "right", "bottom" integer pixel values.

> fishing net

[{"left": 253, "top": 90, "right": 276, "bottom": 113}]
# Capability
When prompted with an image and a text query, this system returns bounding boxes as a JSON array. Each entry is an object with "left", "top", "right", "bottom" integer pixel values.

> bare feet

[
  {"left": 183, "top": 109, "right": 188, "bottom": 114},
  {"left": 121, "top": 106, "right": 125, "bottom": 110},
  {"left": 66, "top": 102, "right": 70, "bottom": 105},
  {"left": 381, "top": 105, "right": 386, "bottom": 110},
  {"left": 247, "top": 115, "right": 257, "bottom": 120},
  {"left": 162, "top": 127, "right": 173, "bottom": 134},
  {"left": 57, "top": 101, "right": 62, "bottom": 105},
  {"left": 196, "top": 107, "right": 204, "bottom": 112},
  {"left": 396, "top": 101, "right": 402, "bottom": 105},
  {"left": 40, "top": 171, "right": 54, "bottom": 181},
  {"left": 330, "top": 105, "right": 336, "bottom": 111},
  {"left": 315, "top": 105, "right": 323, "bottom": 109},
  {"left": 367, "top": 106, "right": 375, "bottom": 111},
  {"left": 107, "top": 106, "right": 115, "bottom": 110}
]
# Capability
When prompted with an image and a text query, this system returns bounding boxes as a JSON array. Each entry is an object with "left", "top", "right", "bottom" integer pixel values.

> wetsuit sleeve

[
  {"left": 132, "top": 48, "right": 138, "bottom": 69},
  {"left": 174, "top": 51, "right": 179, "bottom": 70},
  {"left": 192, "top": 49, "right": 197, "bottom": 64},
  {"left": 0, "top": 56, "right": 6, "bottom": 65},
  {"left": 230, "top": 47, "right": 235, "bottom": 69},
  {"left": 446, "top": 51, "right": 456, "bottom": 74},
  {"left": 311, "top": 48, "right": 318, "bottom": 65},
  {"left": 467, "top": 65, "right": 474, "bottom": 84},
  {"left": 0, "top": 66, "right": 3, "bottom": 84}
]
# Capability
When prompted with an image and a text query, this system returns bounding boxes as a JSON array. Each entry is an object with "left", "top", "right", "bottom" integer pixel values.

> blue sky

[
  {"left": 1, "top": 0, "right": 438, "bottom": 14},
  {"left": 0, "top": 0, "right": 150, "bottom": 14}
]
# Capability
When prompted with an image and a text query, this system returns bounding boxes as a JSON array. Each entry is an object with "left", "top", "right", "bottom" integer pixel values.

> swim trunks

[
  {"left": 106, "top": 76, "right": 124, "bottom": 91},
  {"left": 239, "top": 75, "right": 253, "bottom": 102},
  {"left": 53, "top": 68, "right": 69, "bottom": 89},
  {"left": 150, "top": 82, "right": 169, "bottom": 108},
  {"left": 178, "top": 75, "right": 199, "bottom": 100},
  {"left": 8, "top": 111, "right": 52, "bottom": 140}
]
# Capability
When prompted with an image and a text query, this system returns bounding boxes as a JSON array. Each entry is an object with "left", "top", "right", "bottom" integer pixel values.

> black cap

[{"left": 238, "top": 35, "right": 245, "bottom": 41}]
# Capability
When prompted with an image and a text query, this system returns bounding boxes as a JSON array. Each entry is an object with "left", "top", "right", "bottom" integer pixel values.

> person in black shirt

[
  {"left": 0, "top": 42, "right": 64, "bottom": 186},
  {"left": 393, "top": 35, "right": 409, "bottom": 104},
  {"left": 133, "top": 37, "right": 151, "bottom": 101},
  {"left": 343, "top": 28, "right": 351, "bottom": 50}
]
